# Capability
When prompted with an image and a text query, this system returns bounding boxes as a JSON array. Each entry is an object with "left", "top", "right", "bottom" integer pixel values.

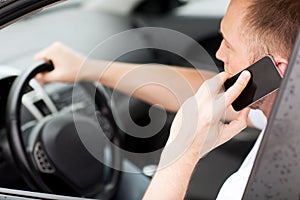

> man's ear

[{"left": 273, "top": 56, "right": 288, "bottom": 77}]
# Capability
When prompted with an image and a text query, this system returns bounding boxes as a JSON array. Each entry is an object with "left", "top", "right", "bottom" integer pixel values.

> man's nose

[{"left": 216, "top": 41, "right": 225, "bottom": 62}]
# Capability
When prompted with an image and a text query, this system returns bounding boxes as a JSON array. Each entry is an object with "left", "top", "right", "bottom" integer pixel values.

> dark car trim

[{"left": 0, "top": 0, "right": 64, "bottom": 29}]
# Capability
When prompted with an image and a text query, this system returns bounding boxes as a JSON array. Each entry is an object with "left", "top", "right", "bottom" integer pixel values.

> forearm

[
  {"left": 143, "top": 151, "right": 198, "bottom": 200},
  {"left": 81, "top": 59, "right": 216, "bottom": 112}
]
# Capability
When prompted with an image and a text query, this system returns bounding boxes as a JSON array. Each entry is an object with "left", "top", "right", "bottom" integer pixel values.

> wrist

[
  {"left": 78, "top": 59, "right": 106, "bottom": 82},
  {"left": 159, "top": 146, "right": 199, "bottom": 171}
]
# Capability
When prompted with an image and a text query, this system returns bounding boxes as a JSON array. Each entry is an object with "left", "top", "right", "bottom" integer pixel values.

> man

[{"left": 35, "top": 0, "right": 300, "bottom": 199}]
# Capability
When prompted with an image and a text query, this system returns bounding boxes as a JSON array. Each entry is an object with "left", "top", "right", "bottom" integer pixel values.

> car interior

[{"left": 0, "top": 0, "right": 264, "bottom": 199}]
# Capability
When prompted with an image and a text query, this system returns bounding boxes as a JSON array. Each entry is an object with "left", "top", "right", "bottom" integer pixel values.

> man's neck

[
  {"left": 261, "top": 97, "right": 277, "bottom": 119},
  {"left": 262, "top": 107, "right": 272, "bottom": 119},
  {"left": 260, "top": 91, "right": 278, "bottom": 119}
]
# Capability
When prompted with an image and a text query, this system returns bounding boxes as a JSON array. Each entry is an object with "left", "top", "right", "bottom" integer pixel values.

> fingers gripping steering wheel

[{"left": 6, "top": 62, "right": 121, "bottom": 199}]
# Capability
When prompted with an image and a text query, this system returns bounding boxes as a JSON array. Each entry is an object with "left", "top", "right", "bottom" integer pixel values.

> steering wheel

[{"left": 6, "top": 62, "right": 121, "bottom": 199}]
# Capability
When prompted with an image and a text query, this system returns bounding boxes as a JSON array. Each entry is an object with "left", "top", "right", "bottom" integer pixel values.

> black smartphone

[{"left": 224, "top": 55, "right": 282, "bottom": 111}]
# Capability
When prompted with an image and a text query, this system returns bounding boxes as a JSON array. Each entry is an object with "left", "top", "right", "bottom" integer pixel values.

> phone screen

[{"left": 224, "top": 55, "right": 282, "bottom": 111}]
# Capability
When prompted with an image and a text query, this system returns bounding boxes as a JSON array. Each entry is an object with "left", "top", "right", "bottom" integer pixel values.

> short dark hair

[{"left": 243, "top": 0, "right": 300, "bottom": 59}]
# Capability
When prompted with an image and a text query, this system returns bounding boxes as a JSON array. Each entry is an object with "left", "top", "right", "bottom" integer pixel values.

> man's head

[{"left": 216, "top": 0, "right": 300, "bottom": 116}]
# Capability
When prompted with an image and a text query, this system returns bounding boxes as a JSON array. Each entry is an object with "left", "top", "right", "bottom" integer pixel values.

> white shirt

[{"left": 216, "top": 109, "right": 267, "bottom": 200}]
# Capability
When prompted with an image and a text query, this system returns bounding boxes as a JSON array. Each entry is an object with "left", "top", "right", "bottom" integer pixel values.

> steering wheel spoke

[{"left": 22, "top": 79, "right": 57, "bottom": 120}]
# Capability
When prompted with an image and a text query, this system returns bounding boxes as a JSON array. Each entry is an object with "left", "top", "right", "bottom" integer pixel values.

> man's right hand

[{"left": 34, "top": 42, "right": 85, "bottom": 84}]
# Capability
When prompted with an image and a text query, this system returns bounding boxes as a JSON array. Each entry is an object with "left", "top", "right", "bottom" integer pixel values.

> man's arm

[
  {"left": 35, "top": 42, "right": 256, "bottom": 127},
  {"left": 143, "top": 71, "right": 251, "bottom": 199},
  {"left": 34, "top": 42, "right": 216, "bottom": 112}
]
